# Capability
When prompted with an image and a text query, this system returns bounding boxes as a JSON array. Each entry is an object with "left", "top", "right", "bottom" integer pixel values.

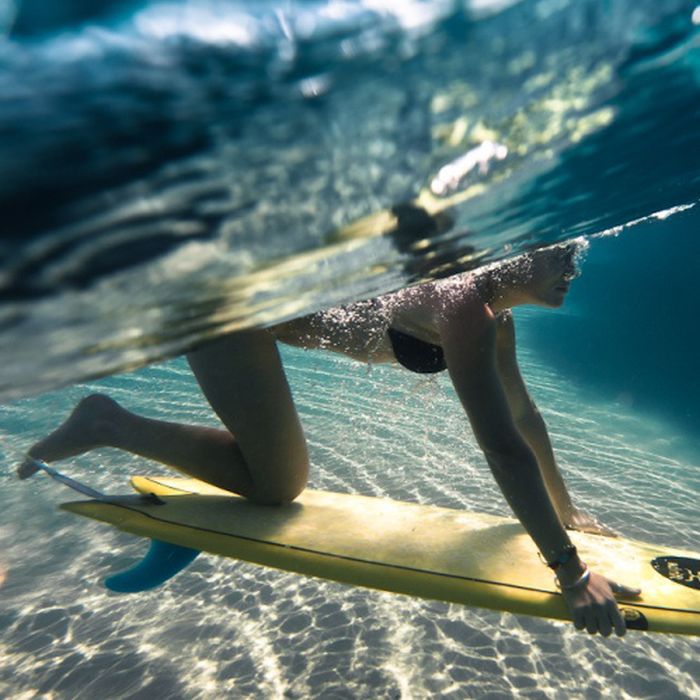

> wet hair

[{"left": 475, "top": 237, "right": 588, "bottom": 284}]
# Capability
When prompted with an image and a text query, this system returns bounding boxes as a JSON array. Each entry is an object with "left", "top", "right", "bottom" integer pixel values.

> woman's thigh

[{"left": 187, "top": 329, "right": 309, "bottom": 503}]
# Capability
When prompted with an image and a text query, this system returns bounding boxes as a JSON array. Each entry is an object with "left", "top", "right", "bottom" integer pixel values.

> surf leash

[{"left": 27, "top": 457, "right": 164, "bottom": 505}]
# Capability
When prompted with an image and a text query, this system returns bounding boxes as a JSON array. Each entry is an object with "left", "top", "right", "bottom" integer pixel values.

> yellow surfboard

[{"left": 61, "top": 475, "right": 700, "bottom": 636}]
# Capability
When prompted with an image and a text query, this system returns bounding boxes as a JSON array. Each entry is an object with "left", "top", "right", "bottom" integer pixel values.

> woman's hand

[
  {"left": 562, "top": 508, "right": 619, "bottom": 538},
  {"left": 560, "top": 569, "right": 642, "bottom": 636}
]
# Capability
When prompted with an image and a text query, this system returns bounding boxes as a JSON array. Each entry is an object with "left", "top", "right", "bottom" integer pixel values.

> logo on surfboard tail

[
  {"left": 619, "top": 607, "right": 648, "bottom": 631},
  {"left": 651, "top": 557, "right": 700, "bottom": 590}
]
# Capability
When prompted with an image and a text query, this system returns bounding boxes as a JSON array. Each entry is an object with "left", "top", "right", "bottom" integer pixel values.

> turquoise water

[{"left": 1, "top": 0, "right": 700, "bottom": 697}]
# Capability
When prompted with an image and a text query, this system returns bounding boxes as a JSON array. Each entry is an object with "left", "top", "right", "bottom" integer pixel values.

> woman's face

[{"left": 525, "top": 245, "right": 579, "bottom": 307}]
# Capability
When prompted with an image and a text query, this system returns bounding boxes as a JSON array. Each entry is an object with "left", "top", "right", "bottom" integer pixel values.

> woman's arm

[
  {"left": 439, "top": 301, "right": 573, "bottom": 563},
  {"left": 494, "top": 312, "right": 616, "bottom": 536},
  {"left": 438, "top": 298, "right": 637, "bottom": 635}
]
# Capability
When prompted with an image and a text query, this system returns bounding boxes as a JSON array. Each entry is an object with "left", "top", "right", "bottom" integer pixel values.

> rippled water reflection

[{"left": 1, "top": 0, "right": 699, "bottom": 398}]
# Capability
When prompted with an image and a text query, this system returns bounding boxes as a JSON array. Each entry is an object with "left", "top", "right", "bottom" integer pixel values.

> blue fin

[{"left": 105, "top": 539, "right": 200, "bottom": 593}]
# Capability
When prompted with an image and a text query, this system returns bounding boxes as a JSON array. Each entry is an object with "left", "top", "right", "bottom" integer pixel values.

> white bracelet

[{"left": 556, "top": 564, "right": 590, "bottom": 591}]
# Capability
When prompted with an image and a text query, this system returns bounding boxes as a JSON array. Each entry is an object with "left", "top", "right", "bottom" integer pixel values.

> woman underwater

[{"left": 18, "top": 242, "right": 640, "bottom": 636}]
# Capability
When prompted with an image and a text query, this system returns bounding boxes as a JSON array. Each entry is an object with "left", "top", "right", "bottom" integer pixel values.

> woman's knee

[
  {"left": 246, "top": 455, "right": 309, "bottom": 506},
  {"left": 247, "top": 477, "right": 308, "bottom": 506}
]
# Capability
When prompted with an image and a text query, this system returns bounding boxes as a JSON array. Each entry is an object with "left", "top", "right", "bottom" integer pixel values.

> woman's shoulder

[
  {"left": 379, "top": 274, "right": 482, "bottom": 310},
  {"left": 378, "top": 275, "right": 491, "bottom": 339},
  {"left": 426, "top": 275, "right": 494, "bottom": 325}
]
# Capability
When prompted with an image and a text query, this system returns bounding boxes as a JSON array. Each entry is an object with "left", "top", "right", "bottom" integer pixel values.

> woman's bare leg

[
  {"left": 19, "top": 330, "right": 309, "bottom": 505},
  {"left": 18, "top": 393, "right": 258, "bottom": 494},
  {"left": 186, "top": 329, "right": 309, "bottom": 503}
]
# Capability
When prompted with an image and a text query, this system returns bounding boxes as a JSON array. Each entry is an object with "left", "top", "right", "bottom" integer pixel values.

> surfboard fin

[{"left": 104, "top": 539, "right": 200, "bottom": 593}]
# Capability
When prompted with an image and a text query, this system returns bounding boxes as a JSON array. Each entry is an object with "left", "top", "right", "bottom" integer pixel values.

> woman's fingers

[
  {"left": 573, "top": 608, "right": 587, "bottom": 632},
  {"left": 597, "top": 523, "right": 620, "bottom": 538},
  {"left": 610, "top": 601, "right": 627, "bottom": 637},
  {"left": 566, "top": 573, "right": 641, "bottom": 637},
  {"left": 580, "top": 605, "right": 616, "bottom": 636},
  {"left": 597, "top": 611, "right": 613, "bottom": 637},
  {"left": 584, "top": 609, "right": 598, "bottom": 635},
  {"left": 564, "top": 509, "right": 619, "bottom": 538},
  {"left": 573, "top": 606, "right": 620, "bottom": 637}
]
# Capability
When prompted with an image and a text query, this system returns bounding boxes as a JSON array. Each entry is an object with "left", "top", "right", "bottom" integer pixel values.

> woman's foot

[{"left": 17, "top": 394, "right": 121, "bottom": 479}]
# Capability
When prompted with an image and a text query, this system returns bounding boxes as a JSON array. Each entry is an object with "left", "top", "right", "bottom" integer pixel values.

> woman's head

[
  {"left": 522, "top": 241, "right": 584, "bottom": 307},
  {"left": 478, "top": 239, "right": 587, "bottom": 310}
]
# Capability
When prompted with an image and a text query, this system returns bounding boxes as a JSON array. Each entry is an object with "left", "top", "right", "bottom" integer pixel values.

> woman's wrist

[
  {"left": 555, "top": 554, "right": 588, "bottom": 587},
  {"left": 541, "top": 543, "right": 588, "bottom": 586},
  {"left": 544, "top": 542, "right": 578, "bottom": 570},
  {"left": 558, "top": 563, "right": 590, "bottom": 591}
]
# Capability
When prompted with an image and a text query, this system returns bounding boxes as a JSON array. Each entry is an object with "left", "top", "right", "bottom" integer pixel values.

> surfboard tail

[{"left": 61, "top": 499, "right": 200, "bottom": 592}]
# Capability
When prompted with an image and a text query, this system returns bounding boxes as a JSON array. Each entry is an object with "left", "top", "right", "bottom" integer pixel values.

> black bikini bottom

[{"left": 387, "top": 327, "right": 447, "bottom": 374}]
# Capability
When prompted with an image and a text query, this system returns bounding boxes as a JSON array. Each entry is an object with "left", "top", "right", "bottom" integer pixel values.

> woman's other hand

[{"left": 562, "top": 507, "right": 619, "bottom": 538}]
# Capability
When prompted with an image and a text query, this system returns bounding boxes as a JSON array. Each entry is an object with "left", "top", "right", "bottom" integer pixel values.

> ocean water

[{"left": 1, "top": 1, "right": 700, "bottom": 698}]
